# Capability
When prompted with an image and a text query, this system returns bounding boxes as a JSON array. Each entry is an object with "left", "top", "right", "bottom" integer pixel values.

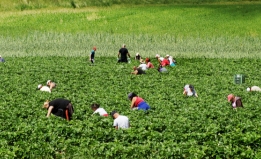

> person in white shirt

[
  {"left": 37, "top": 84, "right": 51, "bottom": 93},
  {"left": 246, "top": 86, "right": 261, "bottom": 92},
  {"left": 111, "top": 110, "right": 130, "bottom": 130},
  {"left": 183, "top": 84, "right": 198, "bottom": 97},
  {"left": 91, "top": 103, "right": 108, "bottom": 117},
  {"left": 138, "top": 59, "right": 148, "bottom": 71},
  {"left": 166, "top": 55, "right": 176, "bottom": 67},
  {"left": 47, "top": 80, "right": 56, "bottom": 90},
  {"left": 155, "top": 54, "right": 164, "bottom": 61}
]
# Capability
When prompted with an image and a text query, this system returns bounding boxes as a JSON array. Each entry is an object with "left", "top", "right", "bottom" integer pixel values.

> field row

[{"left": 1, "top": 32, "right": 261, "bottom": 58}]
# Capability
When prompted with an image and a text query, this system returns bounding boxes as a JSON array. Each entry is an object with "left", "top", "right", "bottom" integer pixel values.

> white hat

[
  {"left": 247, "top": 87, "right": 250, "bottom": 92},
  {"left": 155, "top": 54, "right": 160, "bottom": 58},
  {"left": 166, "top": 54, "right": 170, "bottom": 57},
  {"left": 47, "top": 80, "right": 51, "bottom": 85},
  {"left": 0, "top": 55, "right": 1, "bottom": 57},
  {"left": 136, "top": 53, "right": 139, "bottom": 56},
  {"left": 37, "top": 84, "right": 42, "bottom": 89}
]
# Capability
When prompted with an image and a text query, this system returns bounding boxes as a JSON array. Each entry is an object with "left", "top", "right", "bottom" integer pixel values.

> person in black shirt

[
  {"left": 43, "top": 98, "right": 74, "bottom": 121},
  {"left": 131, "top": 66, "right": 145, "bottom": 75},
  {"left": 118, "top": 44, "right": 131, "bottom": 63}
]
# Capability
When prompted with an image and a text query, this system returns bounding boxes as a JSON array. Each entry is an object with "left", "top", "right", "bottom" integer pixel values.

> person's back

[
  {"left": 114, "top": 115, "right": 130, "bottom": 129},
  {"left": 118, "top": 46, "right": 129, "bottom": 62},
  {"left": 93, "top": 107, "right": 108, "bottom": 117},
  {"left": 40, "top": 86, "right": 51, "bottom": 93},
  {"left": 138, "top": 63, "right": 147, "bottom": 71}
]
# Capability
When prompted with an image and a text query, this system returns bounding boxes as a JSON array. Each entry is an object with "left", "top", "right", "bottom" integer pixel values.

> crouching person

[
  {"left": 111, "top": 110, "right": 130, "bottom": 130},
  {"left": 91, "top": 103, "right": 108, "bottom": 117},
  {"left": 227, "top": 94, "right": 243, "bottom": 109},
  {"left": 43, "top": 98, "right": 74, "bottom": 121}
]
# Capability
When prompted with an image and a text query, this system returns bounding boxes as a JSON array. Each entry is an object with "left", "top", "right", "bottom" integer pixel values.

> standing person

[
  {"left": 227, "top": 94, "right": 243, "bottom": 108},
  {"left": 246, "top": 86, "right": 261, "bottom": 92},
  {"left": 43, "top": 98, "right": 74, "bottom": 121},
  {"left": 0, "top": 55, "right": 5, "bottom": 62},
  {"left": 37, "top": 84, "right": 51, "bottom": 93},
  {"left": 91, "top": 103, "right": 108, "bottom": 117},
  {"left": 135, "top": 53, "right": 141, "bottom": 60},
  {"left": 111, "top": 110, "right": 130, "bottom": 130},
  {"left": 90, "top": 46, "right": 97, "bottom": 64},
  {"left": 118, "top": 44, "right": 131, "bottom": 63},
  {"left": 131, "top": 66, "right": 145, "bottom": 75},
  {"left": 183, "top": 84, "right": 198, "bottom": 97},
  {"left": 127, "top": 92, "right": 151, "bottom": 110},
  {"left": 145, "top": 58, "right": 154, "bottom": 69},
  {"left": 47, "top": 80, "right": 56, "bottom": 91}
]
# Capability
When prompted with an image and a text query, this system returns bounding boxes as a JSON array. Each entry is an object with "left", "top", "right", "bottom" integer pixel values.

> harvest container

[{"left": 234, "top": 74, "right": 245, "bottom": 84}]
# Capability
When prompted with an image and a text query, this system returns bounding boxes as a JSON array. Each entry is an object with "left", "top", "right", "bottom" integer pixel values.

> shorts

[{"left": 137, "top": 101, "right": 150, "bottom": 110}]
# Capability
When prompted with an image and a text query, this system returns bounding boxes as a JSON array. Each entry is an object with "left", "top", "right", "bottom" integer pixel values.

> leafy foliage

[{"left": 1, "top": 57, "right": 261, "bottom": 158}]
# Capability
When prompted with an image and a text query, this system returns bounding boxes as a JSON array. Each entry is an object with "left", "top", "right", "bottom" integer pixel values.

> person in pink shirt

[
  {"left": 128, "top": 92, "right": 150, "bottom": 110},
  {"left": 91, "top": 103, "right": 108, "bottom": 117},
  {"left": 227, "top": 94, "right": 243, "bottom": 109},
  {"left": 145, "top": 58, "right": 154, "bottom": 69}
]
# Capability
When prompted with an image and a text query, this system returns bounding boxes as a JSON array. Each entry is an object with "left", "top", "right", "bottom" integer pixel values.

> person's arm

[
  {"left": 49, "top": 83, "right": 54, "bottom": 90},
  {"left": 46, "top": 106, "right": 54, "bottom": 117},
  {"left": 127, "top": 53, "right": 131, "bottom": 58},
  {"left": 113, "top": 120, "right": 118, "bottom": 130},
  {"left": 131, "top": 70, "right": 138, "bottom": 75},
  {"left": 118, "top": 52, "right": 120, "bottom": 58},
  {"left": 130, "top": 97, "right": 137, "bottom": 109}
]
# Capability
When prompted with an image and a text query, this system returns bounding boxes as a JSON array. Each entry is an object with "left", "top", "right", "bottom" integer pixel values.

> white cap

[
  {"left": 37, "top": 84, "right": 42, "bottom": 89},
  {"left": 0, "top": 55, "right": 1, "bottom": 57},
  {"left": 47, "top": 80, "right": 51, "bottom": 85},
  {"left": 136, "top": 53, "right": 139, "bottom": 56},
  {"left": 155, "top": 54, "right": 160, "bottom": 58},
  {"left": 247, "top": 87, "right": 250, "bottom": 92},
  {"left": 166, "top": 54, "right": 170, "bottom": 57}
]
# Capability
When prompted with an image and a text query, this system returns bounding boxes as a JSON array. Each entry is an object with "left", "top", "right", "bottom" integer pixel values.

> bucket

[{"left": 234, "top": 74, "right": 245, "bottom": 84}]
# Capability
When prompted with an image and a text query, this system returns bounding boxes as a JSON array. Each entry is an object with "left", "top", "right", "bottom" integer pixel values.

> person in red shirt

[
  {"left": 128, "top": 92, "right": 150, "bottom": 110},
  {"left": 145, "top": 58, "right": 154, "bottom": 68}
]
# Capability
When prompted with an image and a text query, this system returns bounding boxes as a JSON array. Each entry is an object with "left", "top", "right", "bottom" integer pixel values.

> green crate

[{"left": 234, "top": 74, "right": 245, "bottom": 84}]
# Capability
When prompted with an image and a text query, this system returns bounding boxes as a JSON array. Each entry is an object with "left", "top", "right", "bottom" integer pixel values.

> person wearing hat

[
  {"left": 246, "top": 86, "right": 261, "bottom": 92},
  {"left": 138, "top": 59, "right": 147, "bottom": 71},
  {"left": 128, "top": 92, "right": 151, "bottom": 110},
  {"left": 134, "top": 53, "right": 141, "bottom": 60},
  {"left": 131, "top": 66, "right": 145, "bottom": 75},
  {"left": 0, "top": 55, "right": 5, "bottom": 62},
  {"left": 118, "top": 44, "right": 131, "bottom": 63},
  {"left": 155, "top": 54, "right": 164, "bottom": 62},
  {"left": 183, "top": 84, "right": 198, "bottom": 97},
  {"left": 46, "top": 80, "right": 56, "bottom": 90},
  {"left": 37, "top": 84, "right": 51, "bottom": 93},
  {"left": 227, "top": 94, "right": 243, "bottom": 109},
  {"left": 43, "top": 98, "right": 74, "bottom": 121},
  {"left": 90, "top": 46, "right": 97, "bottom": 64},
  {"left": 145, "top": 58, "right": 154, "bottom": 69},
  {"left": 166, "top": 55, "right": 176, "bottom": 67},
  {"left": 91, "top": 103, "right": 108, "bottom": 117},
  {"left": 111, "top": 110, "right": 130, "bottom": 130}
]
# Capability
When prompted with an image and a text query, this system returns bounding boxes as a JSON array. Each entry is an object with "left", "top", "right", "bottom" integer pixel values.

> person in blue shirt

[
  {"left": 90, "top": 46, "right": 97, "bottom": 63},
  {"left": 0, "top": 55, "right": 5, "bottom": 62}
]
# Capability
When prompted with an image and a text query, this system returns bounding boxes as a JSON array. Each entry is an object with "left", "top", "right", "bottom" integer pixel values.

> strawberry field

[
  {"left": 1, "top": 57, "right": 261, "bottom": 158},
  {"left": 1, "top": 2, "right": 261, "bottom": 158}
]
